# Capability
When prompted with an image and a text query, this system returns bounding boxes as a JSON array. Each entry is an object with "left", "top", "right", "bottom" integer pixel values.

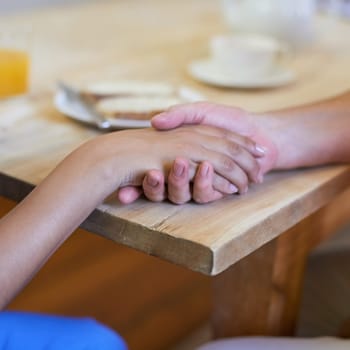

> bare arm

[
  {"left": 261, "top": 91, "right": 350, "bottom": 169},
  {"left": 0, "top": 143, "right": 116, "bottom": 308},
  {"left": 0, "top": 125, "right": 260, "bottom": 308},
  {"left": 153, "top": 91, "right": 350, "bottom": 171},
  {"left": 119, "top": 91, "right": 350, "bottom": 204}
]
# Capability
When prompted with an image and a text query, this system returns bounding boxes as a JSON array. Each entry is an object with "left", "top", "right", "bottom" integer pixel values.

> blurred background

[
  {"left": 0, "top": 0, "right": 89, "bottom": 13},
  {"left": 1, "top": 0, "right": 349, "bottom": 16}
]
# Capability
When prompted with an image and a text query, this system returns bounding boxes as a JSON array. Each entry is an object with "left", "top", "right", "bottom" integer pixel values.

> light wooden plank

[{"left": 1, "top": 0, "right": 350, "bottom": 275}]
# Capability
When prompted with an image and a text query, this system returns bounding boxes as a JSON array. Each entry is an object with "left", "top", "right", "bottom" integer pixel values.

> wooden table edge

[
  {"left": 211, "top": 166, "right": 350, "bottom": 275},
  {"left": 0, "top": 172, "right": 214, "bottom": 275},
  {"left": 2, "top": 166, "right": 350, "bottom": 276}
]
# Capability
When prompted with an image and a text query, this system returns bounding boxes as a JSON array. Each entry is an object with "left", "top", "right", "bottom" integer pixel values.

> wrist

[
  {"left": 256, "top": 104, "right": 342, "bottom": 171},
  {"left": 254, "top": 113, "right": 289, "bottom": 170},
  {"left": 245, "top": 112, "right": 280, "bottom": 174},
  {"left": 82, "top": 133, "right": 150, "bottom": 191},
  {"left": 65, "top": 137, "right": 121, "bottom": 202}
]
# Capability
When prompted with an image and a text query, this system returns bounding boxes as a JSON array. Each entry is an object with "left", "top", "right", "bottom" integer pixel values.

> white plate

[
  {"left": 54, "top": 86, "right": 204, "bottom": 130},
  {"left": 188, "top": 59, "right": 296, "bottom": 89}
]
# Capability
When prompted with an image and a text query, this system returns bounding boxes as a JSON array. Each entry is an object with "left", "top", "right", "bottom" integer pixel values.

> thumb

[
  {"left": 151, "top": 102, "right": 247, "bottom": 133},
  {"left": 151, "top": 102, "right": 207, "bottom": 130}
]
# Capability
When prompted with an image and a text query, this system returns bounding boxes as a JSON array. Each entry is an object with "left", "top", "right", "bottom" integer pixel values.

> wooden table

[{"left": 1, "top": 0, "right": 350, "bottom": 339}]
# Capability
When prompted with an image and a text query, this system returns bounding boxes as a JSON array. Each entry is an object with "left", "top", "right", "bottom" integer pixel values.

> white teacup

[
  {"left": 221, "top": 0, "right": 316, "bottom": 48},
  {"left": 210, "top": 34, "right": 287, "bottom": 78}
]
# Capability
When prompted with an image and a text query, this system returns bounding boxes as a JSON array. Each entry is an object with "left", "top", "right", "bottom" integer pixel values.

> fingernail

[
  {"left": 147, "top": 176, "right": 159, "bottom": 187},
  {"left": 174, "top": 162, "right": 185, "bottom": 177},
  {"left": 229, "top": 184, "right": 238, "bottom": 193},
  {"left": 255, "top": 145, "right": 266, "bottom": 156},
  {"left": 200, "top": 163, "right": 209, "bottom": 177}
]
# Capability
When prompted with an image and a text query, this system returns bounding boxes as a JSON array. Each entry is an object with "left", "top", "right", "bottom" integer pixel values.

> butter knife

[{"left": 57, "top": 81, "right": 112, "bottom": 130}]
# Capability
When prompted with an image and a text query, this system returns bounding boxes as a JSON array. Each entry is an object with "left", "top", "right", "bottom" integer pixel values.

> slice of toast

[
  {"left": 96, "top": 96, "right": 184, "bottom": 120},
  {"left": 81, "top": 81, "right": 175, "bottom": 102}
]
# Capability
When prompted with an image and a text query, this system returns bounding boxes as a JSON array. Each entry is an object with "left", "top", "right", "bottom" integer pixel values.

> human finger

[
  {"left": 117, "top": 186, "right": 143, "bottom": 204},
  {"left": 193, "top": 162, "right": 226, "bottom": 204},
  {"left": 199, "top": 134, "right": 262, "bottom": 183},
  {"left": 185, "top": 124, "right": 265, "bottom": 158},
  {"left": 167, "top": 158, "right": 192, "bottom": 204},
  {"left": 166, "top": 159, "right": 238, "bottom": 203},
  {"left": 151, "top": 102, "right": 245, "bottom": 131},
  {"left": 143, "top": 169, "right": 166, "bottom": 202},
  {"left": 194, "top": 149, "right": 250, "bottom": 194}
]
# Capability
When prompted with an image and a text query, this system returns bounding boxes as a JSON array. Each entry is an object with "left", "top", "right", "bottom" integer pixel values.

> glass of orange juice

[{"left": 0, "top": 28, "right": 30, "bottom": 98}]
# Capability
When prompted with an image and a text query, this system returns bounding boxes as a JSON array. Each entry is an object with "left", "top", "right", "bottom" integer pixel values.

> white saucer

[
  {"left": 54, "top": 90, "right": 151, "bottom": 129},
  {"left": 188, "top": 59, "right": 296, "bottom": 89},
  {"left": 54, "top": 85, "right": 204, "bottom": 130}
]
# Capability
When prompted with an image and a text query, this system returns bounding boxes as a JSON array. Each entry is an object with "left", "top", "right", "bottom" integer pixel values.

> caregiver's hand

[
  {"left": 133, "top": 102, "right": 273, "bottom": 204},
  {"left": 125, "top": 92, "right": 350, "bottom": 205}
]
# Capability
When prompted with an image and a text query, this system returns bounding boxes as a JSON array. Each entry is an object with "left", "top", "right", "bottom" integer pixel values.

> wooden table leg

[
  {"left": 211, "top": 189, "right": 350, "bottom": 338},
  {"left": 211, "top": 216, "right": 318, "bottom": 338}
]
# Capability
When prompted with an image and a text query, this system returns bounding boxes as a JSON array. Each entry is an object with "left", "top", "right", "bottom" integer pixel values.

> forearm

[
  {"left": 0, "top": 144, "right": 118, "bottom": 309},
  {"left": 0, "top": 125, "right": 254, "bottom": 307},
  {"left": 259, "top": 91, "right": 350, "bottom": 170}
]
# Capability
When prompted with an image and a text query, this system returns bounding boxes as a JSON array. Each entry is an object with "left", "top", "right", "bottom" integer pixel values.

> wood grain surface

[{"left": 1, "top": 0, "right": 350, "bottom": 275}]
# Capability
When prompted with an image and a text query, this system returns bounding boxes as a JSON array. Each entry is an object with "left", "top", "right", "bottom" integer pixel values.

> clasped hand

[{"left": 93, "top": 105, "right": 269, "bottom": 204}]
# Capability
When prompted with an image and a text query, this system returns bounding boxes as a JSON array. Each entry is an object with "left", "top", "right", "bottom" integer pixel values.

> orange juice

[{"left": 0, "top": 49, "right": 29, "bottom": 98}]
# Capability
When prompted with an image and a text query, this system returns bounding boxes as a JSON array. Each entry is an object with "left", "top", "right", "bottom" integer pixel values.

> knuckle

[
  {"left": 195, "top": 181, "right": 209, "bottom": 192},
  {"left": 221, "top": 157, "right": 237, "bottom": 173},
  {"left": 228, "top": 142, "right": 242, "bottom": 156},
  {"left": 215, "top": 128, "right": 230, "bottom": 139},
  {"left": 244, "top": 137, "right": 256, "bottom": 151}
]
